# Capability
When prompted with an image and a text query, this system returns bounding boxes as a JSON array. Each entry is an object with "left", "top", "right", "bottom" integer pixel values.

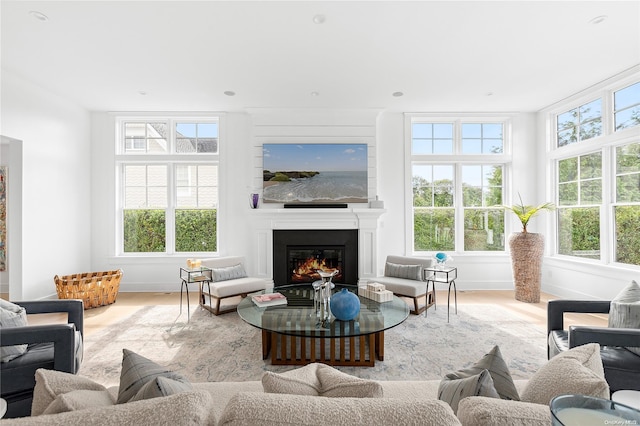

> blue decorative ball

[{"left": 330, "top": 288, "right": 361, "bottom": 321}]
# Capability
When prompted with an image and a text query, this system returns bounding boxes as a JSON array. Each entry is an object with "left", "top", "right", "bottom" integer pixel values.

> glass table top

[{"left": 237, "top": 284, "right": 409, "bottom": 338}]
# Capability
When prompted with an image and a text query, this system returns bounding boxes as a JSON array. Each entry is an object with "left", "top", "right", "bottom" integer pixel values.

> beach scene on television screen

[{"left": 263, "top": 143, "right": 368, "bottom": 203}]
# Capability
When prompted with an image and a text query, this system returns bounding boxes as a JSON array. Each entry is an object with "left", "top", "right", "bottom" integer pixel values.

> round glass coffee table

[{"left": 237, "top": 284, "right": 409, "bottom": 366}]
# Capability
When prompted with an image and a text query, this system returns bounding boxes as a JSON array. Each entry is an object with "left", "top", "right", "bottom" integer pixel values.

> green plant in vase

[{"left": 499, "top": 195, "right": 555, "bottom": 303}]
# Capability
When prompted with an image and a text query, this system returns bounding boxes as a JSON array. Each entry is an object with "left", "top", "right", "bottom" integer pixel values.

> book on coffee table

[{"left": 252, "top": 292, "right": 287, "bottom": 308}]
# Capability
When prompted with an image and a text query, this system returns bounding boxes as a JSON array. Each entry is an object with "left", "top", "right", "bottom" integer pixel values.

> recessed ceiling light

[
  {"left": 224, "top": 91, "right": 236, "bottom": 96},
  {"left": 485, "top": 92, "right": 494, "bottom": 97},
  {"left": 29, "top": 10, "right": 49, "bottom": 21},
  {"left": 392, "top": 91, "right": 404, "bottom": 97},
  {"left": 589, "top": 15, "right": 608, "bottom": 25},
  {"left": 310, "top": 91, "right": 320, "bottom": 97},
  {"left": 138, "top": 91, "right": 147, "bottom": 96},
  {"left": 313, "top": 14, "right": 326, "bottom": 24}
]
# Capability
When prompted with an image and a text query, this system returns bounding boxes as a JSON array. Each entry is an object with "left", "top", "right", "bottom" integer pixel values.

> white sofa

[{"left": 368, "top": 255, "right": 433, "bottom": 314}]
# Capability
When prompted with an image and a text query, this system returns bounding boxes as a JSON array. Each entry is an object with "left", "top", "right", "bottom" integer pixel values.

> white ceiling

[{"left": 2, "top": 1, "right": 639, "bottom": 113}]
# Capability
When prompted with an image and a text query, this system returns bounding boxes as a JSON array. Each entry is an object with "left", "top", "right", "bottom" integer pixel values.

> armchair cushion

[{"left": 0, "top": 299, "right": 28, "bottom": 362}]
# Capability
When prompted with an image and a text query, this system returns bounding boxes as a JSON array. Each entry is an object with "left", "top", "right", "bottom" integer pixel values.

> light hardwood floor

[{"left": 5, "top": 289, "right": 608, "bottom": 337}]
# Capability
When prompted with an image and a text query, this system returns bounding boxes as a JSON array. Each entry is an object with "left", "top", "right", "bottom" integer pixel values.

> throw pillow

[
  {"left": 609, "top": 280, "right": 640, "bottom": 356},
  {"left": 438, "top": 369, "right": 500, "bottom": 414},
  {"left": 384, "top": 262, "right": 422, "bottom": 281},
  {"left": 520, "top": 343, "right": 609, "bottom": 405},
  {"left": 446, "top": 345, "right": 520, "bottom": 401},
  {"left": 117, "top": 348, "right": 191, "bottom": 404},
  {"left": 0, "top": 299, "right": 28, "bottom": 363},
  {"left": 128, "top": 375, "right": 194, "bottom": 402},
  {"left": 31, "top": 368, "right": 108, "bottom": 416},
  {"left": 262, "top": 362, "right": 383, "bottom": 398},
  {"left": 211, "top": 264, "right": 247, "bottom": 282},
  {"left": 42, "top": 389, "right": 115, "bottom": 415}
]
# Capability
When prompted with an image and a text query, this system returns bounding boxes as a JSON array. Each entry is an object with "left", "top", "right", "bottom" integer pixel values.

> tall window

[
  {"left": 557, "top": 153, "right": 602, "bottom": 259},
  {"left": 118, "top": 117, "right": 219, "bottom": 255},
  {"left": 614, "top": 142, "right": 640, "bottom": 265},
  {"left": 409, "top": 118, "right": 508, "bottom": 253},
  {"left": 552, "top": 78, "right": 640, "bottom": 266}
]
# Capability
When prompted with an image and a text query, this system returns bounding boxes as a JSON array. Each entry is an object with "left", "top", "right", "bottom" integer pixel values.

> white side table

[{"left": 612, "top": 390, "right": 640, "bottom": 410}]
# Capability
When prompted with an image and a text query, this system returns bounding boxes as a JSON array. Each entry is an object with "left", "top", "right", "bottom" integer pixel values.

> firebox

[{"left": 273, "top": 229, "right": 358, "bottom": 286}]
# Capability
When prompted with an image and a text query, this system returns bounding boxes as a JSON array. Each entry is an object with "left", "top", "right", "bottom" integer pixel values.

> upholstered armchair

[
  {"left": 547, "top": 299, "right": 640, "bottom": 393},
  {"left": 0, "top": 299, "right": 84, "bottom": 418}
]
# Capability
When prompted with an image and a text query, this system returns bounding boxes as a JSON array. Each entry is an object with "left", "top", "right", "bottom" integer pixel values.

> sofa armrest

[
  {"left": 547, "top": 300, "right": 610, "bottom": 334},
  {"left": 569, "top": 325, "right": 640, "bottom": 348},
  {"left": 15, "top": 300, "right": 84, "bottom": 337},
  {"left": 0, "top": 324, "right": 77, "bottom": 373}
]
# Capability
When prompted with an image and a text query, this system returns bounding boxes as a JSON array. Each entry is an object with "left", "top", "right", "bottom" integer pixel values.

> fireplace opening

[
  {"left": 289, "top": 247, "right": 344, "bottom": 284},
  {"left": 273, "top": 229, "right": 358, "bottom": 286}
]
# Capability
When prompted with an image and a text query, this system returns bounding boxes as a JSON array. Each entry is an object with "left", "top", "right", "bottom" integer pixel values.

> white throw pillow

[
  {"left": 520, "top": 343, "right": 609, "bottom": 405},
  {"left": 262, "top": 362, "right": 383, "bottom": 397},
  {"left": 0, "top": 299, "right": 28, "bottom": 362},
  {"left": 609, "top": 280, "right": 640, "bottom": 356},
  {"left": 32, "top": 369, "right": 108, "bottom": 416}
]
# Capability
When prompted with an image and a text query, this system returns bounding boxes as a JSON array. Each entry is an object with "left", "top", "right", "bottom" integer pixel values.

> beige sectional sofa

[{"left": 1, "top": 343, "right": 612, "bottom": 426}]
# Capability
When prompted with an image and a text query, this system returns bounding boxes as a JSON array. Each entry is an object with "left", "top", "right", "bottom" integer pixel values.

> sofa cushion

[
  {"left": 32, "top": 368, "right": 108, "bottom": 416},
  {"left": 370, "top": 276, "right": 426, "bottom": 297},
  {"left": 42, "top": 389, "right": 115, "bottom": 415},
  {"left": 609, "top": 280, "right": 640, "bottom": 356},
  {"left": 438, "top": 369, "right": 500, "bottom": 414},
  {"left": 385, "top": 262, "right": 422, "bottom": 281},
  {"left": 219, "top": 391, "right": 461, "bottom": 426},
  {"left": 457, "top": 396, "right": 551, "bottom": 426},
  {"left": 13, "top": 390, "right": 213, "bottom": 426},
  {"left": 520, "top": 343, "right": 609, "bottom": 405},
  {"left": 446, "top": 345, "right": 520, "bottom": 401},
  {"left": 262, "top": 362, "right": 383, "bottom": 397},
  {"left": 210, "top": 276, "right": 267, "bottom": 298},
  {"left": 117, "top": 349, "right": 191, "bottom": 404},
  {"left": 0, "top": 299, "right": 28, "bottom": 362},
  {"left": 212, "top": 264, "right": 247, "bottom": 282}
]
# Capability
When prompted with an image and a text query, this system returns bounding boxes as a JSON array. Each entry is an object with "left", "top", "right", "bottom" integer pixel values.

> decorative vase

[
  {"left": 250, "top": 193, "right": 260, "bottom": 209},
  {"left": 509, "top": 232, "right": 544, "bottom": 303},
  {"left": 330, "top": 288, "right": 360, "bottom": 321}
]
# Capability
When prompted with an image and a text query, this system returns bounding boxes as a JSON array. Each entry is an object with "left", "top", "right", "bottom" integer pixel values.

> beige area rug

[{"left": 80, "top": 302, "right": 547, "bottom": 387}]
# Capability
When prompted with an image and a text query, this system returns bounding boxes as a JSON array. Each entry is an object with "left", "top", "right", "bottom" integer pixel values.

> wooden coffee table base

[{"left": 262, "top": 330, "right": 384, "bottom": 367}]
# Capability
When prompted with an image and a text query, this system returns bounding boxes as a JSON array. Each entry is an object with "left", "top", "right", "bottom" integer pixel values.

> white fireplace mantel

[{"left": 250, "top": 208, "right": 386, "bottom": 284}]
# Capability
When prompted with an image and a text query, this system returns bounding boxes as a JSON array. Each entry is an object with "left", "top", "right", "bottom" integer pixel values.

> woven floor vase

[{"left": 509, "top": 232, "right": 544, "bottom": 303}]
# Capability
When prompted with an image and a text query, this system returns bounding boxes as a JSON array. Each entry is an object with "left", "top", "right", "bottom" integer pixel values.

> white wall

[{"left": 0, "top": 71, "right": 91, "bottom": 300}]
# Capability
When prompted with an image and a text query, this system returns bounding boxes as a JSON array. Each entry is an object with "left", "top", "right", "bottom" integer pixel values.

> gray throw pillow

[
  {"left": 212, "top": 264, "right": 247, "bottom": 282},
  {"left": 446, "top": 345, "right": 520, "bottom": 401},
  {"left": 0, "top": 299, "right": 28, "bottom": 362},
  {"left": 438, "top": 369, "right": 500, "bottom": 414},
  {"left": 128, "top": 376, "right": 193, "bottom": 402},
  {"left": 384, "top": 262, "right": 422, "bottom": 281},
  {"left": 117, "top": 349, "right": 191, "bottom": 404}
]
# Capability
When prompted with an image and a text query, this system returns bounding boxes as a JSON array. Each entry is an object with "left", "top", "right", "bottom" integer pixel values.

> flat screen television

[{"left": 262, "top": 143, "right": 368, "bottom": 204}]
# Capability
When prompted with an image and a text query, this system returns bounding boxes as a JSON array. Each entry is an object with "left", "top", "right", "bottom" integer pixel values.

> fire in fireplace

[
  {"left": 289, "top": 248, "right": 344, "bottom": 283},
  {"left": 273, "top": 229, "right": 358, "bottom": 286}
]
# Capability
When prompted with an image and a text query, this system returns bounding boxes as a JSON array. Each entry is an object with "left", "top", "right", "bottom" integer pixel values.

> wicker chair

[{"left": 54, "top": 270, "right": 123, "bottom": 309}]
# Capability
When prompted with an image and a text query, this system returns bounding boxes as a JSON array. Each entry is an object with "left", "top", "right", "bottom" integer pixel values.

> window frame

[
  {"left": 405, "top": 114, "right": 512, "bottom": 256},
  {"left": 115, "top": 115, "right": 221, "bottom": 257},
  {"left": 547, "top": 76, "right": 640, "bottom": 268}
]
